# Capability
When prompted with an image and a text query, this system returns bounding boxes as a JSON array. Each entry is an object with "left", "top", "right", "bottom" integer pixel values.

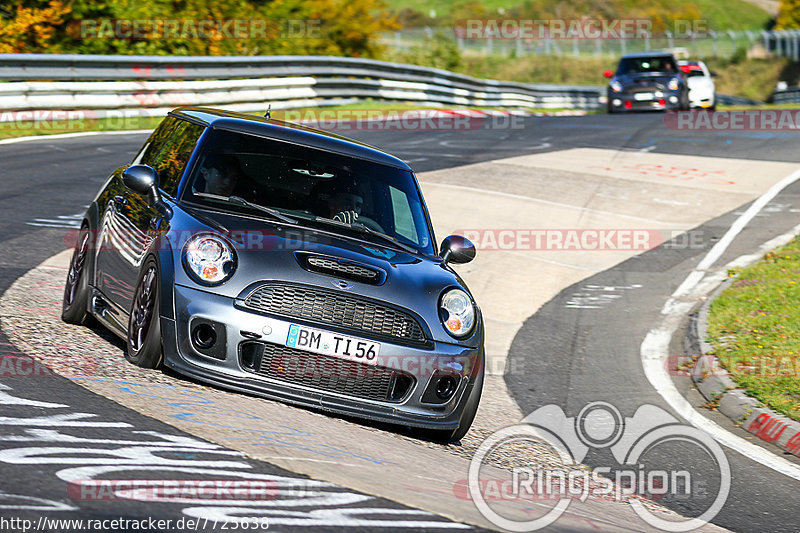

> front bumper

[
  {"left": 608, "top": 91, "right": 682, "bottom": 111},
  {"left": 162, "top": 283, "right": 484, "bottom": 430}
]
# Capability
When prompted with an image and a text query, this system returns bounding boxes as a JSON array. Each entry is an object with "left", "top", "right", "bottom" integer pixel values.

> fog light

[
  {"left": 612, "top": 99, "right": 622, "bottom": 107},
  {"left": 435, "top": 376, "right": 458, "bottom": 400},
  {"left": 669, "top": 96, "right": 678, "bottom": 103},
  {"left": 192, "top": 323, "right": 217, "bottom": 349}
]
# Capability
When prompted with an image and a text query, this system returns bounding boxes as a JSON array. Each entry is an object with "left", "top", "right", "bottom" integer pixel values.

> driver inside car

[{"left": 328, "top": 189, "right": 364, "bottom": 224}]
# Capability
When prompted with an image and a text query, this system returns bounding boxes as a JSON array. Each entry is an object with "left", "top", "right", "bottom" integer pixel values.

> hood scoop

[{"left": 296, "top": 253, "right": 386, "bottom": 285}]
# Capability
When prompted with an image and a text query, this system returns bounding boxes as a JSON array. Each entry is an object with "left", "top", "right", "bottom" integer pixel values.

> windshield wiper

[
  {"left": 312, "top": 216, "right": 418, "bottom": 254},
  {"left": 194, "top": 192, "right": 297, "bottom": 224}
]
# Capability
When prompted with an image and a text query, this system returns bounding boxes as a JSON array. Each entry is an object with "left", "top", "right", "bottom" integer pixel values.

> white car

[{"left": 678, "top": 60, "right": 716, "bottom": 110}]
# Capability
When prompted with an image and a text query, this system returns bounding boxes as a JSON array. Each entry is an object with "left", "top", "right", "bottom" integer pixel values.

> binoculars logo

[{"left": 468, "top": 401, "right": 730, "bottom": 532}]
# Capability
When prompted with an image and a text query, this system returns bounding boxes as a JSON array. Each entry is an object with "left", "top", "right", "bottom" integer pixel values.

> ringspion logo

[{"left": 469, "top": 402, "right": 730, "bottom": 531}]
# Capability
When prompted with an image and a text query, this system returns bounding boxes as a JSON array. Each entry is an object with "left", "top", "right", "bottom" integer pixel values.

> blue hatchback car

[{"left": 61, "top": 107, "right": 484, "bottom": 442}]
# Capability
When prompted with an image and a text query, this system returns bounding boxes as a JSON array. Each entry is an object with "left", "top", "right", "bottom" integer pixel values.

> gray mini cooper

[{"left": 62, "top": 107, "right": 484, "bottom": 442}]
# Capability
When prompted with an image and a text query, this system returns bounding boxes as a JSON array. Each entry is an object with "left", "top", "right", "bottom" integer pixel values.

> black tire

[
  {"left": 429, "top": 365, "right": 484, "bottom": 443},
  {"left": 680, "top": 91, "right": 690, "bottom": 111},
  {"left": 126, "top": 259, "right": 163, "bottom": 369},
  {"left": 607, "top": 101, "right": 614, "bottom": 114},
  {"left": 62, "top": 226, "right": 93, "bottom": 325}
]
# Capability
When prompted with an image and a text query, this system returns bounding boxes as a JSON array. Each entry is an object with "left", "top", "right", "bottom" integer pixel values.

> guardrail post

[
  {"left": 710, "top": 30, "right": 718, "bottom": 56},
  {"left": 666, "top": 30, "right": 674, "bottom": 50},
  {"left": 573, "top": 37, "right": 578, "bottom": 57}
]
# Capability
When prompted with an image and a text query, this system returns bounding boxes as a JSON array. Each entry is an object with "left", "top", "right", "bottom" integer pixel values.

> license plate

[
  {"left": 633, "top": 92, "right": 653, "bottom": 101},
  {"left": 285, "top": 324, "right": 380, "bottom": 365}
]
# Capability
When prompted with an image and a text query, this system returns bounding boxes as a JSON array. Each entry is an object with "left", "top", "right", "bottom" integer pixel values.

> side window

[
  {"left": 132, "top": 118, "right": 205, "bottom": 197},
  {"left": 390, "top": 186, "right": 418, "bottom": 242},
  {"left": 132, "top": 116, "right": 179, "bottom": 167},
  {"left": 149, "top": 121, "right": 205, "bottom": 197}
]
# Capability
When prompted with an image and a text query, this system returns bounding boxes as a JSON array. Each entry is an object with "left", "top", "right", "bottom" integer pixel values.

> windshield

[
  {"left": 182, "top": 128, "right": 435, "bottom": 255},
  {"left": 617, "top": 56, "right": 677, "bottom": 76}
]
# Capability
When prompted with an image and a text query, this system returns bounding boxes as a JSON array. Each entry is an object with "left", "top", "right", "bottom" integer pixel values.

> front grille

[
  {"left": 240, "top": 341, "right": 414, "bottom": 402},
  {"left": 302, "top": 255, "right": 383, "bottom": 285},
  {"left": 242, "top": 283, "right": 427, "bottom": 345},
  {"left": 629, "top": 82, "right": 665, "bottom": 93}
]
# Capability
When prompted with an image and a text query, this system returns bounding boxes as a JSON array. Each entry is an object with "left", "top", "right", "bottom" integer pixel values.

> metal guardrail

[
  {"left": 0, "top": 54, "right": 771, "bottom": 116},
  {"left": 716, "top": 94, "right": 764, "bottom": 106},
  {"left": 771, "top": 88, "right": 800, "bottom": 104},
  {"left": 0, "top": 54, "right": 605, "bottom": 115}
]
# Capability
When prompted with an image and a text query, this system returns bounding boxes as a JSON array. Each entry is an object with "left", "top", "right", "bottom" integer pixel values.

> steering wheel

[{"left": 357, "top": 215, "right": 385, "bottom": 233}]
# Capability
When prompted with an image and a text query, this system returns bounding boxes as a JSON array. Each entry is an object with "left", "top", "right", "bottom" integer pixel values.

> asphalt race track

[{"left": 2, "top": 112, "right": 800, "bottom": 531}]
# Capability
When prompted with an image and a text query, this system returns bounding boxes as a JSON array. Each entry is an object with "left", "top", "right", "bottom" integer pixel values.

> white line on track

[
  {"left": 0, "top": 130, "right": 152, "bottom": 145},
  {"left": 641, "top": 167, "right": 800, "bottom": 481}
]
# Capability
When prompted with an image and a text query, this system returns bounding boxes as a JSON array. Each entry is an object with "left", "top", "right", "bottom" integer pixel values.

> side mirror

[
  {"left": 122, "top": 164, "right": 164, "bottom": 210},
  {"left": 603, "top": 69, "right": 614, "bottom": 78},
  {"left": 710, "top": 71, "right": 718, "bottom": 78},
  {"left": 122, "top": 164, "right": 158, "bottom": 193},
  {"left": 439, "top": 235, "right": 476, "bottom": 265}
]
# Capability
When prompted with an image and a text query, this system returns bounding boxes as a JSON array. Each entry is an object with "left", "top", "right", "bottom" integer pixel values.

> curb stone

[{"left": 688, "top": 273, "right": 800, "bottom": 457}]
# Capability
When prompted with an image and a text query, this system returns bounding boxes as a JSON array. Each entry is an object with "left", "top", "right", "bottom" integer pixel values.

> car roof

[
  {"left": 170, "top": 107, "right": 412, "bottom": 171},
  {"left": 619, "top": 51, "right": 676, "bottom": 59}
]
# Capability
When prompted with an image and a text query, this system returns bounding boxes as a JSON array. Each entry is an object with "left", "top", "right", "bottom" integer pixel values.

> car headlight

[
  {"left": 610, "top": 80, "right": 623, "bottom": 93},
  {"left": 668, "top": 78, "right": 680, "bottom": 91},
  {"left": 183, "top": 234, "right": 237, "bottom": 285},
  {"left": 439, "top": 289, "right": 476, "bottom": 338}
]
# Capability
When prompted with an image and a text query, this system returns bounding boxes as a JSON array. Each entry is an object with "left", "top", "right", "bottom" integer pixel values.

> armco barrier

[
  {"left": 772, "top": 87, "right": 800, "bottom": 104},
  {"left": 0, "top": 54, "right": 605, "bottom": 115}
]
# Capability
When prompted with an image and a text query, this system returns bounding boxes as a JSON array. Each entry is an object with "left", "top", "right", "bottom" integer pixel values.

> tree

[
  {"left": 777, "top": 0, "right": 800, "bottom": 29},
  {"left": 0, "top": 0, "right": 71, "bottom": 53}
]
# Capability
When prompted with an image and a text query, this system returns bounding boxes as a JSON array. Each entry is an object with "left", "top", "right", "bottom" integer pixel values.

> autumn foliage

[
  {"left": 0, "top": 1, "right": 71, "bottom": 54},
  {"left": 0, "top": 0, "right": 398, "bottom": 57}
]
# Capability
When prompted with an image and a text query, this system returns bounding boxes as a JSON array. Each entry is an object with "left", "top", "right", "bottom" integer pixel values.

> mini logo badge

[{"left": 332, "top": 279, "right": 353, "bottom": 290}]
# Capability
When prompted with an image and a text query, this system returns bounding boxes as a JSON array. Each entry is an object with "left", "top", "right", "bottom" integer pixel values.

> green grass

[
  {"left": 437, "top": 54, "right": 794, "bottom": 102},
  {"left": 707, "top": 239, "right": 800, "bottom": 422},
  {"left": 0, "top": 102, "right": 593, "bottom": 141},
  {"left": 0, "top": 115, "right": 165, "bottom": 140},
  {"left": 386, "top": 0, "right": 772, "bottom": 31}
]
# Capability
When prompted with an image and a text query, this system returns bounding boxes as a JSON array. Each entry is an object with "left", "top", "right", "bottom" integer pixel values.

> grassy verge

[
  {"left": 706, "top": 238, "right": 800, "bottom": 422},
  {"left": 0, "top": 102, "right": 596, "bottom": 141},
  {"left": 451, "top": 55, "right": 797, "bottom": 102},
  {"left": 0, "top": 115, "right": 165, "bottom": 141}
]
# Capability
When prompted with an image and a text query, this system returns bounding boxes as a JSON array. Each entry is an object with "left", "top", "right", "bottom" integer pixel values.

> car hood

[
  {"left": 165, "top": 203, "right": 480, "bottom": 346},
  {"left": 687, "top": 77, "right": 713, "bottom": 89}
]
